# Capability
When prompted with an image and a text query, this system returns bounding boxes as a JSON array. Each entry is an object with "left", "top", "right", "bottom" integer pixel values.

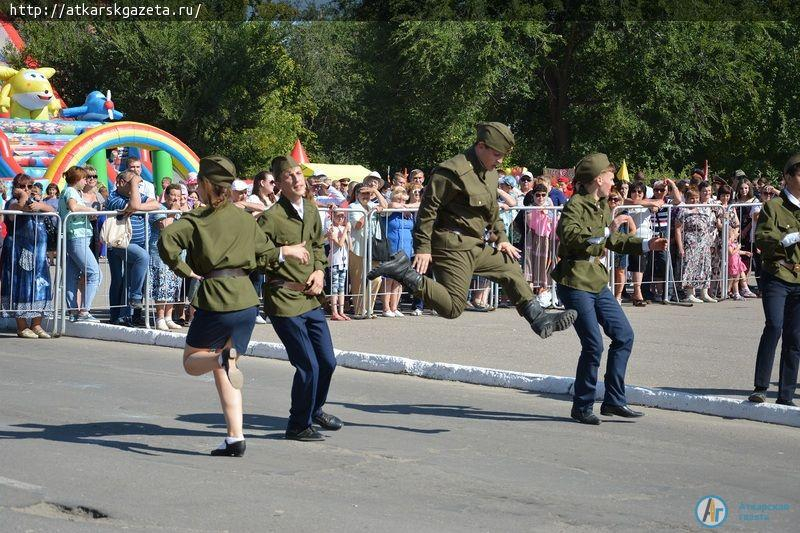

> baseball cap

[
  {"left": 499, "top": 175, "right": 517, "bottom": 187},
  {"left": 231, "top": 179, "right": 248, "bottom": 192}
]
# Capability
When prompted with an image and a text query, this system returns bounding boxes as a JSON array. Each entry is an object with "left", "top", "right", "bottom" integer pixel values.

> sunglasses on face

[
  {"left": 534, "top": 193, "right": 547, "bottom": 198},
  {"left": 653, "top": 188, "right": 665, "bottom": 192},
  {"left": 87, "top": 175, "right": 97, "bottom": 179},
  {"left": 608, "top": 197, "right": 621, "bottom": 202}
]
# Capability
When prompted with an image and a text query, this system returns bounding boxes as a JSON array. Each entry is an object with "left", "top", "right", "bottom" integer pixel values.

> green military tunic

[
  {"left": 415, "top": 146, "right": 508, "bottom": 253},
  {"left": 158, "top": 201, "right": 279, "bottom": 312},
  {"left": 412, "top": 146, "right": 533, "bottom": 318},
  {"left": 552, "top": 191, "right": 645, "bottom": 293},
  {"left": 258, "top": 196, "right": 328, "bottom": 318},
  {"left": 755, "top": 191, "right": 800, "bottom": 284}
]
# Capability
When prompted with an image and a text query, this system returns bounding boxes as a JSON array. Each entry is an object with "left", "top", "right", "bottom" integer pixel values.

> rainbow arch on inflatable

[{"left": 44, "top": 121, "right": 199, "bottom": 186}]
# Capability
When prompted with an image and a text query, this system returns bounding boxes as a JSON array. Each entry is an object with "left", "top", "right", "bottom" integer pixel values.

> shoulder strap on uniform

[{"left": 435, "top": 153, "right": 474, "bottom": 179}]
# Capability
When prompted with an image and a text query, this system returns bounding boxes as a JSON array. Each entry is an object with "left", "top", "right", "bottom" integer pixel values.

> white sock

[{"left": 216, "top": 436, "right": 244, "bottom": 450}]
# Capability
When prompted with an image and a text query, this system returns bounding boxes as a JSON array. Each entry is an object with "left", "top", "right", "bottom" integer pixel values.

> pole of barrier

[
  {"left": 364, "top": 207, "right": 373, "bottom": 318},
  {"left": 721, "top": 206, "right": 730, "bottom": 300},
  {"left": 144, "top": 211, "right": 152, "bottom": 329}
]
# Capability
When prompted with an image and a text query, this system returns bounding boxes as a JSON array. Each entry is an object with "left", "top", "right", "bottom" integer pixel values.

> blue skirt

[{"left": 185, "top": 306, "right": 258, "bottom": 354}]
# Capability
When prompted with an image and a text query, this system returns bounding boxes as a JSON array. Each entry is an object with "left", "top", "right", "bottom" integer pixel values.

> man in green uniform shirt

[
  {"left": 368, "top": 121, "right": 577, "bottom": 338},
  {"left": 259, "top": 155, "right": 342, "bottom": 442},
  {"left": 748, "top": 154, "right": 800, "bottom": 406},
  {"left": 553, "top": 153, "right": 667, "bottom": 424}
]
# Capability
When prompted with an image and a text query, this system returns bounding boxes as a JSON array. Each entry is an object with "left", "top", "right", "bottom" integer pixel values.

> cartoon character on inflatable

[
  {"left": 0, "top": 66, "right": 62, "bottom": 120},
  {"left": 61, "top": 90, "right": 124, "bottom": 122}
]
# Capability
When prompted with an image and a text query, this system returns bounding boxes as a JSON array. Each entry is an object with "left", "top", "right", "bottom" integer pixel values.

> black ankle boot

[
  {"left": 367, "top": 251, "right": 423, "bottom": 292},
  {"left": 518, "top": 300, "right": 578, "bottom": 339}
]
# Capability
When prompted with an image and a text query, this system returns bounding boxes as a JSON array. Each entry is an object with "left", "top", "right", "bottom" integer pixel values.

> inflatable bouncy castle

[{"left": 0, "top": 19, "right": 198, "bottom": 195}]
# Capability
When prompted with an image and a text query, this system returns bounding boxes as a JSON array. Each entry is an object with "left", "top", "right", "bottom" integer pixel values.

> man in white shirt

[{"left": 126, "top": 157, "right": 156, "bottom": 199}]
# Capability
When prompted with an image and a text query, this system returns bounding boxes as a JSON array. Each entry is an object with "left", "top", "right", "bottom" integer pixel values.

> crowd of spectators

[{"left": 0, "top": 160, "right": 785, "bottom": 332}]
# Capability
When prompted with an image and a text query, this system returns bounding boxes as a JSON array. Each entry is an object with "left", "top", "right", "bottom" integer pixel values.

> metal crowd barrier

[
  {"left": 6, "top": 197, "right": 767, "bottom": 335},
  {"left": 607, "top": 201, "right": 763, "bottom": 304},
  {"left": 506, "top": 205, "right": 563, "bottom": 308},
  {"left": 0, "top": 209, "right": 62, "bottom": 336}
]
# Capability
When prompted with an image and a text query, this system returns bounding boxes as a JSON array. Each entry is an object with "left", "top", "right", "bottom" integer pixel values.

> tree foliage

[{"left": 7, "top": 18, "right": 800, "bottom": 179}]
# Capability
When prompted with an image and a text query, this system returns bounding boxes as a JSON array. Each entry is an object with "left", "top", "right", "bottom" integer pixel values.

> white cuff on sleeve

[
  {"left": 278, "top": 248, "right": 285, "bottom": 263},
  {"left": 604, "top": 227, "right": 611, "bottom": 238},
  {"left": 642, "top": 239, "right": 650, "bottom": 253},
  {"left": 781, "top": 232, "right": 800, "bottom": 247}
]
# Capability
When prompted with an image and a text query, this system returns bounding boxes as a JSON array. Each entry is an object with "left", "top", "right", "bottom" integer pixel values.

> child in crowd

[
  {"left": 727, "top": 226, "right": 752, "bottom": 301},
  {"left": 523, "top": 183, "right": 558, "bottom": 307},
  {"left": 327, "top": 209, "right": 351, "bottom": 320}
]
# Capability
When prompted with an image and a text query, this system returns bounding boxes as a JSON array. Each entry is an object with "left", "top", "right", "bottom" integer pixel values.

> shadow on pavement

[
  {"left": 178, "top": 412, "right": 450, "bottom": 436},
  {"left": 329, "top": 402, "right": 574, "bottom": 423},
  {"left": 0, "top": 421, "right": 214, "bottom": 456},
  {"left": 655, "top": 384, "right": 782, "bottom": 398}
]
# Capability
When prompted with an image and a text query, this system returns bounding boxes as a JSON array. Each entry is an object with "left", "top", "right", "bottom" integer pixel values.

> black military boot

[
  {"left": 518, "top": 300, "right": 577, "bottom": 339},
  {"left": 367, "top": 251, "right": 423, "bottom": 292}
]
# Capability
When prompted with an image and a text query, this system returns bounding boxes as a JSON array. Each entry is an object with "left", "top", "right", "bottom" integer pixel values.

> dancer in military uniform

[
  {"left": 748, "top": 154, "right": 800, "bottom": 407},
  {"left": 158, "top": 155, "right": 309, "bottom": 456},
  {"left": 552, "top": 153, "right": 668, "bottom": 425},
  {"left": 259, "top": 155, "right": 342, "bottom": 442},
  {"left": 369, "top": 122, "right": 577, "bottom": 338}
]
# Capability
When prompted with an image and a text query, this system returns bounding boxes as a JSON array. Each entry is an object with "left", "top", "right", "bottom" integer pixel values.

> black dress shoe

[
  {"left": 600, "top": 403, "right": 644, "bottom": 417},
  {"left": 748, "top": 389, "right": 767, "bottom": 403},
  {"left": 570, "top": 408, "right": 601, "bottom": 425},
  {"left": 312, "top": 412, "right": 343, "bottom": 430},
  {"left": 210, "top": 439, "right": 246, "bottom": 457},
  {"left": 285, "top": 426, "right": 325, "bottom": 441},
  {"left": 776, "top": 398, "right": 797, "bottom": 407}
]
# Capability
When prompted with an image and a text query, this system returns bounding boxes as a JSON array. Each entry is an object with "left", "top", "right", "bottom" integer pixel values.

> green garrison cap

[
  {"left": 476, "top": 122, "right": 515, "bottom": 154},
  {"left": 271, "top": 155, "right": 300, "bottom": 178},
  {"left": 574, "top": 153, "right": 612, "bottom": 184},
  {"left": 784, "top": 154, "right": 800, "bottom": 175},
  {"left": 198, "top": 155, "right": 237, "bottom": 188}
]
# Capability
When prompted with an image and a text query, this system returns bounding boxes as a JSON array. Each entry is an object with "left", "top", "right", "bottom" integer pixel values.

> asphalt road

[
  {"left": 246, "top": 296, "right": 782, "bottom": 402},
  {"left": 0, "top": 337, "right": 797, "bottom": 532}
]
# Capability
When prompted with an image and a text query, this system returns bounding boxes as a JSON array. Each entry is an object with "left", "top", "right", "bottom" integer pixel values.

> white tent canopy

[{"left": 301, "top": 163, "right": 372, "bottom": 183}]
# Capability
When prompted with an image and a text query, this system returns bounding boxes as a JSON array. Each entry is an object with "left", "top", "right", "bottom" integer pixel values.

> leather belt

[
  {"left": 777, "top": 260, "right": 800, "bottom": 273},
  {"left": 267, "top": 278, "right": 308, "bottom": 292},
  {"left": 204, "top": 268, "right": 248, "bottom": 279}
]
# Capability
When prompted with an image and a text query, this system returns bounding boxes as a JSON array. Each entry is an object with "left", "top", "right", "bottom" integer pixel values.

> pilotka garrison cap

[
  {"left": 270, "top": 155, "right": 299, "bottom": 178},
  {"left": 476, "top": 122, "right": 515, "bottom": 154},
  {"left": 198, "top": 155, "right": 237, "bottom": 188},
  {"left": 574, "top": 153, "right": 613, "bottom": 184},
  {"left": 784, "top": 154, "right": 800, "bottom": 175}
]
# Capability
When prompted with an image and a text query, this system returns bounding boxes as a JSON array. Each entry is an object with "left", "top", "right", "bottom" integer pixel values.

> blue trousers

[
  {"left": 556, "top": 284, "right": 635, "bottom": 410},
  {"left": 753, "top": 271, "right": 800, "bottom": 401},
  {"left": 108, "top": 243, "right": 148, "bottom": 321},
  {"left": 270, "top": 307, "right": 337, "bottom": 431},
  {"left": 65, "top": 237, "right": 102, "bottom": 312}
]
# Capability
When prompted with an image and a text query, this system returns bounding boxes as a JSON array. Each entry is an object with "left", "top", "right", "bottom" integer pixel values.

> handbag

[
  {"left": 370, "top": 215, "right": 391, "bottom": 262},
  {"left": 100, "top": 215, "right": 132, "bottom": 248}
]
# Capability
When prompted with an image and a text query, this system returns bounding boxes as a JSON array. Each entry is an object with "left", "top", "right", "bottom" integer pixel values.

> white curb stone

[{"left": 4, "top": 319, "right": 798, "bottom": 428}]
